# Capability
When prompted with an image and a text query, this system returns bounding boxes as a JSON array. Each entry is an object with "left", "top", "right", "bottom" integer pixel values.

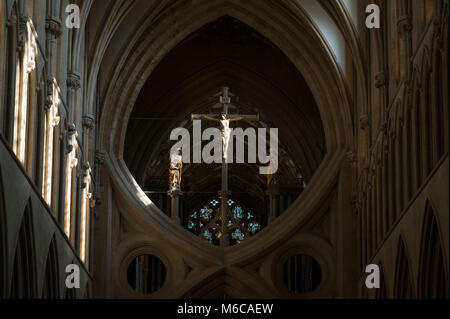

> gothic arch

[
  {"left": 417, "top": 201, "right": 449, "bottom": 298},
  {"left": 9, "top": 199, "right": 37, "bottom": 298},
  {"left": 88, "top": 1, "right": 357, "bottom": 301},
  {"left": 393, "top": 236, "right": 415, "bottom": 299},
  {"left": 41, "top": 235, "right": 59, "bottom": 299},
  {"left": 97, "top": 0, "right": 353, "bottom": 279},
  {"left": 98, "top": 0, "right": 352, "bottom": 157}
]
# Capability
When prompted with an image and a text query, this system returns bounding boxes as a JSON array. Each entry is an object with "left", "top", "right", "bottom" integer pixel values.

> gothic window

[
  {"left": 79, "top": 164, "right": 92, "bottom": 264},
  {"left": 186, "top": 198, "right": 261, "bottom": 245},
  {"left": 42, "top": 236, "right": 59, "bottom": 298},
  {"left": 10, "top": 200, "right": 37, "bottom": 298},
  {"left": 63, "top": 130, "right": 78, "bottom": 239},
  {"left": 13, "top": 19, "right": 37, "bottom": 169},
  {"left": 41, "top": 79, "right": 60, "bottom": 207}
]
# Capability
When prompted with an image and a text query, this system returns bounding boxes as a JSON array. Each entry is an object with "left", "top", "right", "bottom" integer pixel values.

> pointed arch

[
  {"left": 393, "top": 237, "right": 415, "bottom": 298},
  {"left": 418, "top": 201, "right": 449, "bottom": 298},
  {"left": 41, "top": 235, "right": 59, "bottom": 299},
  {"left": 10, "top": 199, "right": 37, "bottom": 298}
]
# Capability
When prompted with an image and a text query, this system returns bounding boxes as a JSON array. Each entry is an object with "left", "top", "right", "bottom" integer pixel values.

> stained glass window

[{"left": 186, "top": 198, "right": 261, "bottom": 246}]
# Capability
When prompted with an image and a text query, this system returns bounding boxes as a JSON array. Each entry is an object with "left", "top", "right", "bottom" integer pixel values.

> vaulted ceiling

[{"left": 123, "top": 16, "right": 325, "bottom": 212}]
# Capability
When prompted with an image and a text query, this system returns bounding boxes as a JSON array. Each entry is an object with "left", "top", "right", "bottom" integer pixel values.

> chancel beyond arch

[
  {"left": 94, "top": 0, "right": 355, "bottom": 298},
  {"left": 1, "top": 0, "right": 447, "bottom": 301}
]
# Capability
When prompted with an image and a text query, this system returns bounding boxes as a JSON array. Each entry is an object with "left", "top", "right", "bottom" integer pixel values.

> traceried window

[{"left": 186, "top": 198, "right": 261, "bottom": 246}]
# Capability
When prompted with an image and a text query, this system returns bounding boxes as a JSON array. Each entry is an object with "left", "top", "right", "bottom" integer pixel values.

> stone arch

[
  {"left": 94, "top": 1, "right": 357, "bottom": 299},
  {"left": 97, "top": 0, "right": 353, "bottom": 261},
  {"left": 417, "top": 201, "right": 449, "bottom": 298},
  {"left": 393, "top": 236, "right": 415, "bottom": 298},
  {"left": 10, "top": 199, "right": 37, "bottom": 298},
  {"left": 41, "top": 235, "right": 59, "bottom": 298},
  {"left": 98, "top": 0, "right": 352, "bottom": 157}
]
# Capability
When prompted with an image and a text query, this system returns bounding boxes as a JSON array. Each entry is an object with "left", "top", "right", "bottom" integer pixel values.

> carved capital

[
  {"left": 45, "top": 17, "right": 62, "bottom": 38},
  {"left": 67, "top": 71, "right": 81, "bottom": 90},
  {"left": 397, "top": 15, "right": 412, "bottom": 34},
  {"left": 346, "top": 151, "right": 356, "bottom": 163},
  {"left": 67, "top": 123, "right": 77, "bottom": 135},
  {"left": 94, "top": 151, "right": 106, "bottom": 165},
  {"left": 360, "top": 114, "right": 370, "bottom": 130},
  {"left": 82, "top": 114, "right": 95, "bottom": 130},
  {"left": 375, "top": 71, "right": 388, "bottom": 88}
]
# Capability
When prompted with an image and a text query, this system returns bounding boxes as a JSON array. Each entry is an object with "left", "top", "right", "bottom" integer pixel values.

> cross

[{"left": 191, "top": 87, "right": 259, "bottom": 246}]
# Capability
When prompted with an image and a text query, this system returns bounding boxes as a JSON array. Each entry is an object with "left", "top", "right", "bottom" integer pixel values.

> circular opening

[
  {"left": 127, "top": 255, "right": 166, "bottom": 294},
  {"left": 283, "top": 254, "right": 321, "bottom": 294}
]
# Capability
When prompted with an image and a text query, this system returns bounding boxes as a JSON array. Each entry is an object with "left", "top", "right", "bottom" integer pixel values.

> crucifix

[{"left": 191, "top": 87, "right": 259, "bottom": 246}]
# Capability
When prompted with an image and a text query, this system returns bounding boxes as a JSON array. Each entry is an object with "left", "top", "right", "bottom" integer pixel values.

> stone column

[
  {"left": 66, "top": 71, "right": 81, "bottom": 123},
  {"left": 45, "top": 13, "right": 62, "bottom": 78},
  {"left": 168, "top": 187, "right": 182, "bottom": 224},
  {"left": 4, "top": 15, "right": 18, "bottom": 144},
  {"left": 266, "top": 184, "right": 279, "bottom": 224},
  {"left": 82, "top": 114, "right": 95, "bottom": 161}
]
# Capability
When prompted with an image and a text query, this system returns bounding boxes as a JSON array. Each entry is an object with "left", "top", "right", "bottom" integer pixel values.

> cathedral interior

[{"left": 0, "top": 0, "right": 448, "bottom": 299}]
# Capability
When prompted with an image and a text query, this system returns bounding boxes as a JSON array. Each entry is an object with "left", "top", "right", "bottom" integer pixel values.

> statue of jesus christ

[{"left": 199, "top": 114, "right": 244, "bottom": 159}]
